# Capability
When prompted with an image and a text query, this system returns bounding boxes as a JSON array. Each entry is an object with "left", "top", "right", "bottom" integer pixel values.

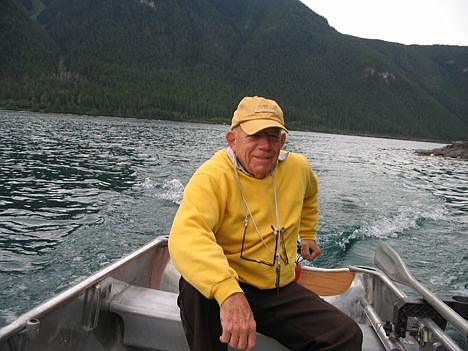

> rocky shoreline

[{"left": 415, "top": 141, "right": 468, "bottom": 160}]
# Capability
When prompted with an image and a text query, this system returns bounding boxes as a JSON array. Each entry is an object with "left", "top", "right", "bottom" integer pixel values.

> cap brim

[{"left": 239, "top": 119, "right": 288, "bottom": 135}]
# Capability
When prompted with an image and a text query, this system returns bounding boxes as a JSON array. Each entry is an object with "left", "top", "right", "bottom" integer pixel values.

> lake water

[{"left": 1, "top": 110, "right": 467, "bottom": 330}]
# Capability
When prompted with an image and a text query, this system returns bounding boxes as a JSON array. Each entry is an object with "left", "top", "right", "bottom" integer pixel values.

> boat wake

[{"left": 311, "top": 196, "right": 449, "bottom": 269}]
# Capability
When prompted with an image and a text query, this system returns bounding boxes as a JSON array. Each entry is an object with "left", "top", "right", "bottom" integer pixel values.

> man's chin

[{"left": 250, "top": 166, "right": 273, "bottom": 179}]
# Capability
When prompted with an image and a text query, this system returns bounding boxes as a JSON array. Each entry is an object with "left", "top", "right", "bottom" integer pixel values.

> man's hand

[
  {"left": 219, "top": 292, "right": 256, "bottom": 351},
  {"left": 300, "top": 239, "right": 321, "bottom": 261}
]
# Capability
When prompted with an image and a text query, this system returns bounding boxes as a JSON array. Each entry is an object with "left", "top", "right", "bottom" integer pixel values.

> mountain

[{"left": 1, "top": 0, "right": 467, "bottom": 141}]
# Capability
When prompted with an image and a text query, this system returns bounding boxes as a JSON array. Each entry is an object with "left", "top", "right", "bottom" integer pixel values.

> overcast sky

[{"left": 299, "top": 0, "right": 468, "bottom": 46}]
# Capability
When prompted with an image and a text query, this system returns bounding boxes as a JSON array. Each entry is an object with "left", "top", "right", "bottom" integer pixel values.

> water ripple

[{"left": 1, "top": 111, "right": 466, "bottom": 327}]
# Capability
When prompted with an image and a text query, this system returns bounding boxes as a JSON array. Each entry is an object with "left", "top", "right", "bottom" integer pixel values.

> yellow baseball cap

[{"left": 231, "top": 96, "right": 288, "bottom": 135}]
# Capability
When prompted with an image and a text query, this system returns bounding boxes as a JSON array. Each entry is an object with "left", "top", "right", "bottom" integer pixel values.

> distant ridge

[{"left": 1, "top": 0, "right": 467, "bottom": 141}]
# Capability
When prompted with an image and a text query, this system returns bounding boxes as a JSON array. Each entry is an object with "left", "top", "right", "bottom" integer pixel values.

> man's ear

[
  {"left": 226, "top": 130, "right": 236, "bottom": 150},
  {"left": 280, "top": 132, "right": 286, "bottom": 147}
]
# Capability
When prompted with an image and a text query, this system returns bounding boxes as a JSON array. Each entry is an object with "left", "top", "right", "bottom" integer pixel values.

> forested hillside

[{"left": 1, "top": 0, "right": 467, "bottom": 141}]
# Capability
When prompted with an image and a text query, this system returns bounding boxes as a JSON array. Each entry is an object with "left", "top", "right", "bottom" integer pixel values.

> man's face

[{"left": 226, "top": 127, "right": 286, "bottom": 179}]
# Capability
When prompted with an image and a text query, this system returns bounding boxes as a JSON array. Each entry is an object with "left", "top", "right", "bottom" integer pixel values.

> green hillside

[{"left": 1, "top": 0, "right": 467, "bottom": 141}]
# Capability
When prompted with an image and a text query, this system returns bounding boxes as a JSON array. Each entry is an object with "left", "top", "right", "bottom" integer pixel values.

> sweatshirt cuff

[
  {"left": 299, "top": 232, "right": 316, "bottom": 241},
  {"left": 213, "top": 278, "right": 244, "bottom": 305}
]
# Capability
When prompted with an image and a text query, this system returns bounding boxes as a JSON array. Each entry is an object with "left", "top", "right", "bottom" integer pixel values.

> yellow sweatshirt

[{"left": 168, "top": 148, "right": 319, "bottom": 305}]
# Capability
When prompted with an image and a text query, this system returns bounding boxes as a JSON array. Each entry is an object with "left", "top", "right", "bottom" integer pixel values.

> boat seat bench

[
  {"left": 108, "top": 283, "right": 189, "bottom": 350},
  {"left": 107, "top": 280, "right": 380, "bottom": 350},
  {"left": 107, "top": 280, "right": 288, "bottom": 350}
]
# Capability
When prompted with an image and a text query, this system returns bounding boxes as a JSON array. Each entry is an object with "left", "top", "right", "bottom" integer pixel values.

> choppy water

[{"left": 1, "top": 110, "right": 467, "bottom": 329}]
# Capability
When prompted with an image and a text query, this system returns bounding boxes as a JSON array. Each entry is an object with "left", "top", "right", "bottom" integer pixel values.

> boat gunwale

[
  {"left": 1, "top": 237, "right": 466, "bottom": 351},
  {"left": 0, "top": 236, "right": 169, "bottom": 340}
]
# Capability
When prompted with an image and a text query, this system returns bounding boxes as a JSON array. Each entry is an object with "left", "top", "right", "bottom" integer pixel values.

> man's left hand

[{"left": 300, "top": 239, "right": 321, "bottom": 261}]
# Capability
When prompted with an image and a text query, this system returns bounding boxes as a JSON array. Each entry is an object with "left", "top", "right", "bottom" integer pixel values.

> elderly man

[{"left": 169, "top": 96, "right": 362, "bottom": 351}]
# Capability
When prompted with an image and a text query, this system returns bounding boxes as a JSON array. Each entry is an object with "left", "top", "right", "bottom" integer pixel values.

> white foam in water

[
  {"left": 141, "top": 177, "right": 155, "bottom": 189},
  {"left": 137, "top": 177, "right": 184, "bottom": 204},
  {"left": 351, "top": 201, "right": 447, "bottom": 241},
  {"left": 158, "top": 179, "right": 185, "bottom": 205}
]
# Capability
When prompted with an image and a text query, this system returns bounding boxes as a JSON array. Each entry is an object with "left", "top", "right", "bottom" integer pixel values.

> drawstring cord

[
  {"left": 233, "top": 160, "right": 275, "bottom": 257},
  {"left": 233, "top": 159, "right": 284, "bottom": 293},
  {"left": 271, "top": 171, "right": 282, "bottom": 293}
]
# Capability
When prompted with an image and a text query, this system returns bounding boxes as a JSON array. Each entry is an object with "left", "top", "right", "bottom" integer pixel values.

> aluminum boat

[{"left": 0, "top": 237, "right": 467, "bottom": 350}]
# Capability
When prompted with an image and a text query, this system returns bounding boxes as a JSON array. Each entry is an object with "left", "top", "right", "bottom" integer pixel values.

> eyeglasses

[{"left": 240, "top": 223, "right": 289, "bottom": 267}]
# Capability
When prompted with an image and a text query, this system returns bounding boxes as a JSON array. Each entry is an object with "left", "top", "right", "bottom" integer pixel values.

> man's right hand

[{"left": 219, "top": 292, "right": 257, "bottom": 351}]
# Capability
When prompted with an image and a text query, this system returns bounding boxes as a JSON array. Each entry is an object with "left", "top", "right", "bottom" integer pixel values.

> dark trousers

[{"left": 178, "top": 277, "right": 362, "bottom": 351}]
